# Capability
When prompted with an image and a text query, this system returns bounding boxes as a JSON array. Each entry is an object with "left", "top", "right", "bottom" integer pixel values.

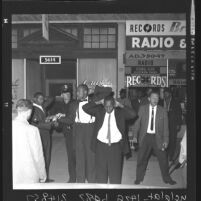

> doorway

[{"left": 26, "top": 59, "right": 77, "bottom": 99}]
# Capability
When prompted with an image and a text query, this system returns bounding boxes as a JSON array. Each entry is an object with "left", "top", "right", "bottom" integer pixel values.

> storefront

[
  {"left": 124, "top": 20, "right": 186, "bottom": 101},
  {"left": 11, "top": 14, "right": 186, "bottom": 106}
]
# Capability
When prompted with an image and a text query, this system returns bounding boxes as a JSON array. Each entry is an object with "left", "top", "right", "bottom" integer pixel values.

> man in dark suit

[
  {"left": 83, "top": 95, "right": 136, "bottom": 184},
  {"left": 30, "top": 92, "right": 57, "bottom": 182},
  {"left": 133, "top": 90, "right": 176, "bottom": 185},
  {"left": 159, "top": 88, "right": 182, "bottom": 161},
  {"left": 50, "top": 85, "right": 76, "bottom": 183},
  {"left": 58, "top": 84, "right": 96, "bottom": 183}
]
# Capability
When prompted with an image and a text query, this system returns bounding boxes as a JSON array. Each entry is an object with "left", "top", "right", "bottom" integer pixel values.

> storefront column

[{"left": 117, "top": 22, "right": 126, "bottom": 98}]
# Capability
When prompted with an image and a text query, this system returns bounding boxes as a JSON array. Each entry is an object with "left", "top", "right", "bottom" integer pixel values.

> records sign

[
  {"left": 126, "top": 20, "right": 186, "bottom": 36},
  {"left": 126, "top": 75, "right": 168, "bottom": 88},
  {"left": 126, "top": 65, "right": 168, "bottom": 87}
]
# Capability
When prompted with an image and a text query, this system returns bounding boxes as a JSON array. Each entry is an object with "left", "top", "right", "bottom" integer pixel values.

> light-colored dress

[{"left": 12, "top": 118, "right": 47, "bottom": 184}]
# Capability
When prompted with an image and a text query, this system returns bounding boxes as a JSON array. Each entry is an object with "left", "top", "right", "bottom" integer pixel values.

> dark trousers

[
  {"left": 64, "top": 130, "right": 76, "bottom": 182},
  {"left": 40, "top": 130, "right": 51, "bottom": 178},
  {"left": 96, "top": 140, "right": 123, "bottom": 184},
  {"left": 74, "top": 123, "right": 95, "bottom": 183},
  {"left": 136, "top": 134, "right": 171, "bottom": 182}
]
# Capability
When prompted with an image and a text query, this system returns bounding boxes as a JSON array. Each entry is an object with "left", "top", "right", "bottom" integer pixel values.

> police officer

[{"left": 51, "top": 85, "right": 76, "bottom": 183}]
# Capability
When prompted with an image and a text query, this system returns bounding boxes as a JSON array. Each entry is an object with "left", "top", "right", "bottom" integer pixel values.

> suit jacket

[
  {"left": 82, "top": 102, "right": 137, "bottom": 155},
  {"left": 30, "top": 106, "right": 52, "bottom": 135},
  {"left": 133, "top": 104, "right": 169, "bottom": 150},
  {"left": 58, "top": 100, "right": 79, "bottom": 126}
]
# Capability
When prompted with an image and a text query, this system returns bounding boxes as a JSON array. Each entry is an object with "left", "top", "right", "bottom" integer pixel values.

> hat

[
  {"left": 61, "top": 84, "right": 71, "bottom": 93},
  {"left": 93, "top": 85, "right": 112, "bottom": 102}
]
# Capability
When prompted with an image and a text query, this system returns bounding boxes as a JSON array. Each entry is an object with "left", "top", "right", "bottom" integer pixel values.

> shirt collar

[
  {"left": 149, "top": 104, "right": 157, "bottom": 109},
  {"left": 15, "top": 116, "right": 29, "bottom": 124},
  {"left": 106, "top": 110, "right": 114, "bottom": 116},
  {"left": 33, "top": 103, "right": 44, "bottom": 111}
]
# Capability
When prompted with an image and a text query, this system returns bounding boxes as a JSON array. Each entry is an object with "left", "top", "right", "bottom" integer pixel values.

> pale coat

[{"left": 12, "top": 118, "right": 47, "bottom": 184}]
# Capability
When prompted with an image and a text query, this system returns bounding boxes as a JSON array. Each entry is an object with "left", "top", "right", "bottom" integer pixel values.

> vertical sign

[
  {"left": 42, "top": 14, "right": 49, "bottom": 40},
  {"left": 191, "top": 0, "right": 195, "bottom": 36},
  {"left": 190, "top": 0, "right": 195, "bottom": 81}
]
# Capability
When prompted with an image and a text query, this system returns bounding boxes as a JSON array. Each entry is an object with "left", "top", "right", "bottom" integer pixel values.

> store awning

[{"left": 12, "top": 14, "right": 185, "bottom": 24}]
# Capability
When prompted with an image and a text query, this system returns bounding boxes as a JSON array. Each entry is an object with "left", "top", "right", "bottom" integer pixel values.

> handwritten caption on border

[{"left": 26, "top": 191, "right": 186, "bottom": 201}]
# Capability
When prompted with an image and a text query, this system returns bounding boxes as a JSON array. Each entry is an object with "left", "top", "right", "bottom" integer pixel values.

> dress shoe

[
  {"left": 164, "top": 179, "right": 177, "bottom": 185},
  {"left": 134, "top": 180, "right": 142, "bottom": 185},
  {"left": 46, "top": 178, "right": 55, "bottom": 183}
]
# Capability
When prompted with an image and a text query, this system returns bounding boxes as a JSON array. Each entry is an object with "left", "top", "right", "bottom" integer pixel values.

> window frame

[{"left": 82, "top": 23, "right": 118, "bottom": 50}]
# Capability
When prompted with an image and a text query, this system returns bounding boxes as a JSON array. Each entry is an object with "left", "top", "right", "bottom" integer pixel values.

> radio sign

[
  {"left": 40, "top": 56, "right": 61, "bottom": 64},
  {"left": 126, "top": 36, "right": 186, "bottom": 50}
]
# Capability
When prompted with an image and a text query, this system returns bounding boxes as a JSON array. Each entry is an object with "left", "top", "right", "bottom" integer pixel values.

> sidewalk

[{"left": 49, "top": 134, "right": 185, "bottom": 188}]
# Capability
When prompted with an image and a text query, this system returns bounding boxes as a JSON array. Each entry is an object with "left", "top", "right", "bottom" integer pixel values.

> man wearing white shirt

[
  {"left": 59, "top": 84, "right": 96, "bottom": 183},
  {"left": 133, "top": 91, "right": 176, "bottom": 185},
  {"left": 83, "top": 95, "right": 136, "bottom": 184},
  {"left": 12, "top": 99, "right": 46, "bottom": 184}
]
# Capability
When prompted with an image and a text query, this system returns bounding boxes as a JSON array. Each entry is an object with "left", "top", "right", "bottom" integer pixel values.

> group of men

[{"left": 12, "top": 84, "right": 184, "bottom": 186}]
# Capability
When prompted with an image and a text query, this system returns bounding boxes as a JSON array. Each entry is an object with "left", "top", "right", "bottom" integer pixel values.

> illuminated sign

[
  {"left": 126, "top": 20, "right": 186, "bottom": 36},
  {"left": 126, "top": 75, "right": 168, "bottom": 87},
  {"left": 126, "top": 36, "right": 186, "bottom": 50}
]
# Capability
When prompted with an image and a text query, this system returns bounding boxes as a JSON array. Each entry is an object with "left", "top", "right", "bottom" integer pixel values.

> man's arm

[
  {"left": 58, "top": 102, "right": 76, "bottom": 125},
  {"left": 82, "top": 101, "right": 101, "bottom": 116},
  {"left": 30, "top": 112, "right": 52, "bottom": 130}
]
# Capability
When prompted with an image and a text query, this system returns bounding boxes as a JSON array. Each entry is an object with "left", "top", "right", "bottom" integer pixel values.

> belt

[
  {"left": 146, "top": 132, "right": 156, "bottom": 135},
  {"left": 75, "top": 122, "right": 94, "bottom": 125},
  {"left": 97, "top": 139, "right": 121, "bottom": 146}
]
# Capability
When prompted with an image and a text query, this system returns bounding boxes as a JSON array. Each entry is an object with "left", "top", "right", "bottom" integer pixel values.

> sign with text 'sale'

[{"left": 39, "top": 56, "right": 61, "bottom": 64}]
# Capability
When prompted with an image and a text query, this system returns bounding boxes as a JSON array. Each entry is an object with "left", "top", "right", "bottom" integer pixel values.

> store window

[
  {"left": 83, "top": 27, "right": 116, "bottom": 48},
  {"left": 12, "top": 29, "right": 18, "bottom": 48}
]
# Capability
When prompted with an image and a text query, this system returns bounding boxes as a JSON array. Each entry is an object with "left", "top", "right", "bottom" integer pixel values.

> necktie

[
  {"left": 150, "top": 107, "right": 154, "bottom": 131},
  {"left": 79, "top": 99, "right": 87, "bottom": 102},
  {"left": 106, "top": 113, "right": 111, "bottom": 146}
]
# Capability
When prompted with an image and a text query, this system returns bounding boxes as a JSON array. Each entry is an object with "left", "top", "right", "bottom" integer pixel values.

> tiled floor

[{"left": 49, "top": 134, "right": 185, "bottom": 188}]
